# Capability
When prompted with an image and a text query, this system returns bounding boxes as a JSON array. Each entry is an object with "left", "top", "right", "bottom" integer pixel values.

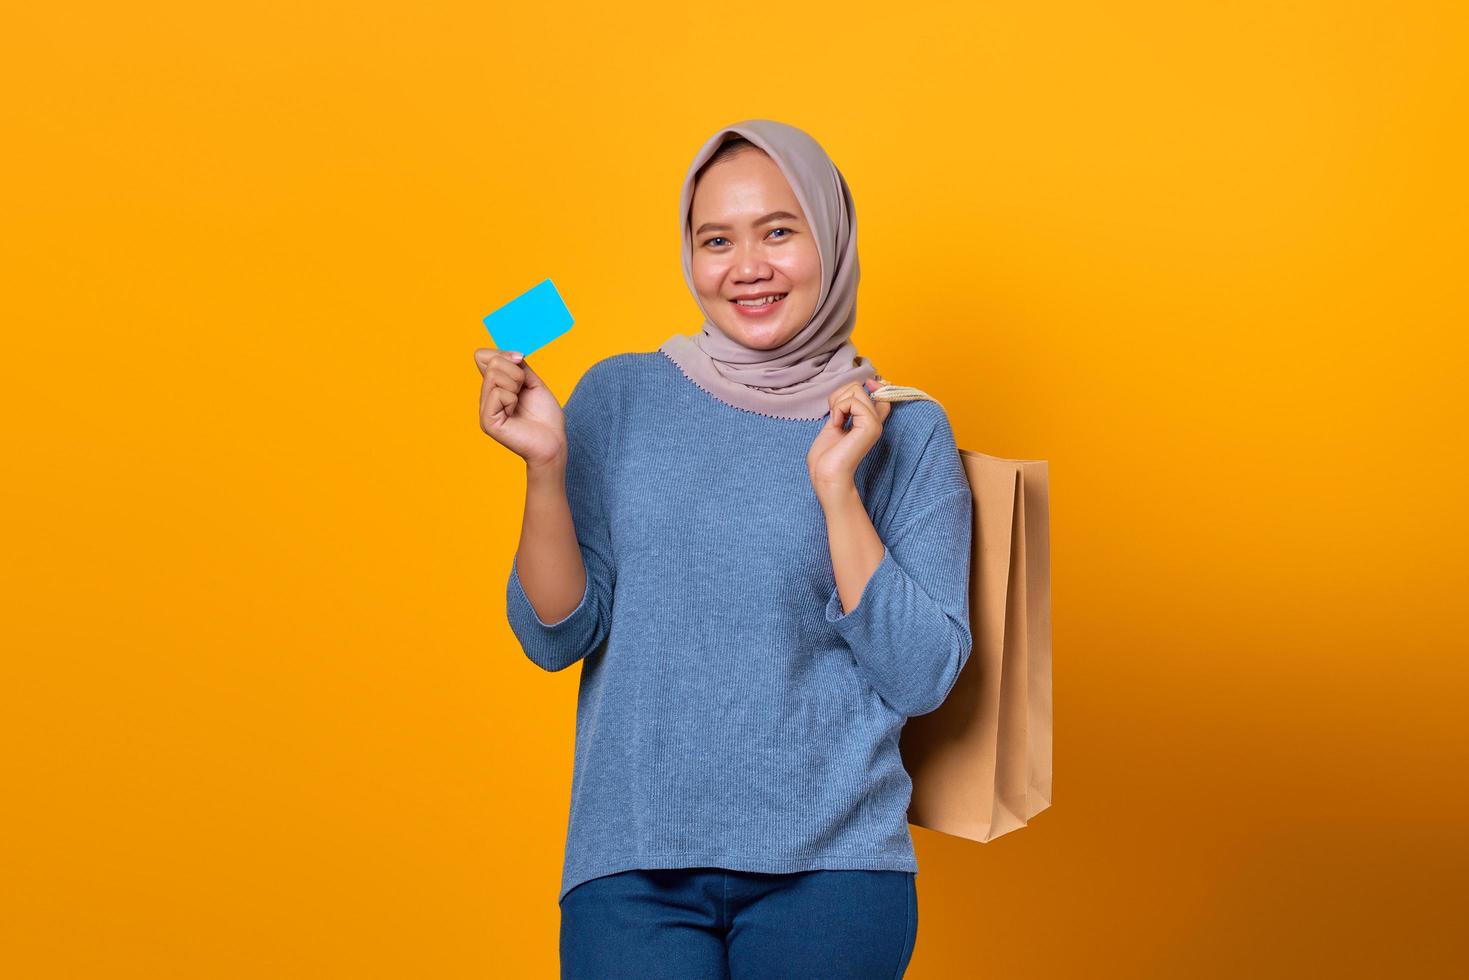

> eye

[{"left": 700, "top": 228, "right": 794, "bottom": 249}]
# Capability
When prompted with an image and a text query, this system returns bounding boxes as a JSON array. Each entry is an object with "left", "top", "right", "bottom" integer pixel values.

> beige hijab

[{"left": 658, "top": 119, "right": 879, "bottom": 421}]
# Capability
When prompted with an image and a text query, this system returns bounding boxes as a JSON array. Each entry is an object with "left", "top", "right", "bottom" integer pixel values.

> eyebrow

[{"left": 694, "top": 210, "right": 801, "bottom": 237}]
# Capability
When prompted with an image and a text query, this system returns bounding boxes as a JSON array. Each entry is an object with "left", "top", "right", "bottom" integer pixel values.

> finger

[
  {"left": 828, "top": 380, "right": 867, "bottom": 411},
  {"left": 515, "top": 355, "right": 547, "bottom": 391},
  {"left": 484, "top": 356, "right": 526, "bottom": 391},
  {"left": 828, "top": 390, "right": 867, "bottom": 431},
  {"left": 837, "top": 386, "right": 888, "bottom": 432},
  {"left": 841, "top": 386, "right": 877, "bottom": 420},
  {"left": 483, "top": 385, "right": 519, "bottom": 426},
  {"left": 826, "top": 392, "right": 854, "bottom": 431},
  {"left": 474, "top": 348, "right": 524, "bottom": 377}
]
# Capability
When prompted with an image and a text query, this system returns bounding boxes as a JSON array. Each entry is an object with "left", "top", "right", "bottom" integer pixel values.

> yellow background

[{"left": 4, "top": 1, "right": 1466, "bottom": 976}]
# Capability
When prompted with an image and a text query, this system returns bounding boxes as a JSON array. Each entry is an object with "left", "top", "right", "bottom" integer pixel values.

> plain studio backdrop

[{"left": 2, "top": 2, "right": 1466, "bottom": 977}]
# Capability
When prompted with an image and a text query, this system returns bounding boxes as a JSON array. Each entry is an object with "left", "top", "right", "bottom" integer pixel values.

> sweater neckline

[{"left": 656, "top": 349, "right": 831, "bottom": 423}]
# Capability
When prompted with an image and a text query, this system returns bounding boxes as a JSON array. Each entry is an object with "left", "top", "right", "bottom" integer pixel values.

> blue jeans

[{"left": 559, "top": 866, "right": 918, "bottom": 979}]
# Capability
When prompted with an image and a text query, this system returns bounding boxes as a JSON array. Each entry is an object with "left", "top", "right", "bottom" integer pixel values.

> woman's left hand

[{"left": 807, "top": 378, "right": 891, "bottom": 500}]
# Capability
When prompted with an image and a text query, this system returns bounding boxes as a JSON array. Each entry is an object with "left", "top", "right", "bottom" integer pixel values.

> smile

[{"left": 730, "top": 293, "right": 788, "bottom": 316}]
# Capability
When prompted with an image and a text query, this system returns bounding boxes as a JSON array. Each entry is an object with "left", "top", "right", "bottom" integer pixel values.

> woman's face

[{"left": 688, "top": 149, "right": 822, "bottom": 351}]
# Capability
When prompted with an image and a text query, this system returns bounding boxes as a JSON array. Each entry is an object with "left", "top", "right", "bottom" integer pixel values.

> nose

[{"left": 733, "top": 242, "right": 773, "bottom": 281}]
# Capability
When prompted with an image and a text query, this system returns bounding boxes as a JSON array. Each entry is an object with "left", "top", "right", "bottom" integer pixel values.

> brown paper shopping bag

[{"left": 870, "top": 379, "right": 1053, "bottom": 842}]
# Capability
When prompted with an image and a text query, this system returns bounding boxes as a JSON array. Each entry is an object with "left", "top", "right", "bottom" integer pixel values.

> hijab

[{"left": 658, "top": 119, "right": 879, "bottom": 421}]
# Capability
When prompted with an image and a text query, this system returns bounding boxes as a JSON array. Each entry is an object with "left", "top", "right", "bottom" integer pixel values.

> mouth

[{"left": 729, "top": 292, "right": 789, "bottom": 317}]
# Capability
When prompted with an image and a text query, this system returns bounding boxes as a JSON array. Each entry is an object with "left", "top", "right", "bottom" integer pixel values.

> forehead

[{"left": 690, "top": 151, "right": 804, "bottom": 221}]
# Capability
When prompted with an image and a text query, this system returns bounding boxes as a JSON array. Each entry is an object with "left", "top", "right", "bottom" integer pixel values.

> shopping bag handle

[{"left": 869, "top": 375, "right": 944, "bottom": 409}]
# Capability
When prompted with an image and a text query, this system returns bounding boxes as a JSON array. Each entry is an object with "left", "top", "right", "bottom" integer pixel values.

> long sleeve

[
  {"left": 505, "top": 370, "right": 616, "bottom": 672},
  {"left": 824, "top": 413, "right": 974, "bottom": 718}
]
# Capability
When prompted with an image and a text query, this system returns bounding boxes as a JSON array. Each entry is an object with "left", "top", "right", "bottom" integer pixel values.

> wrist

[
  {"left": 526, "top": 455, "right": 567, "bottom": 483},
  {"left": 814, "top": 479, "right": 860, "bottom": 510}
]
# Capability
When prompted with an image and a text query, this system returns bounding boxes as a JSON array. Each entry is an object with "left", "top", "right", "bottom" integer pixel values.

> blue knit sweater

[{"left": 506, "top": 350, "right": 974, "bottom": 904}]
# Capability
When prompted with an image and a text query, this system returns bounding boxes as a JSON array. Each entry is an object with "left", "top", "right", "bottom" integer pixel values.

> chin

[
  {"left": 721, "top": 320, "right": 799, "bottom": 350},
  {"left": 712, "top": 297, "right": 814, "bottom": 351}
]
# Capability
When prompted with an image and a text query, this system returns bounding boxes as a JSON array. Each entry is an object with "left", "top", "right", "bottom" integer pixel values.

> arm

[
  {"left": 505, "top": 374, "right": 615, "bottom": 672},
  {"left": 823, "top": 483, "right": 886, "bottom": 617},
  {"left": 512, "top": 457, "right": 585, "bottom": 623},
  {"left": 819, "top": 410, "right": 974, "bottom": 718},
  {"left": 821, "top": 485, "right": 974, "bottom": 717}
]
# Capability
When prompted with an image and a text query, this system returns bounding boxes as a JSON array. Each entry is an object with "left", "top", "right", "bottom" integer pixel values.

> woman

[{"left": 475, "top": 119, "right": 973, "bottom": 978}]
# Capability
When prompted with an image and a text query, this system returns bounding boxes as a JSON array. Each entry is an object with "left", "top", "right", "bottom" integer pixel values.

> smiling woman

[
  {"left": 659, "top": 120, "right": 878, "bottom": 420},
  {"left": 500, "top": 119, "right": 966, "bottom": 980},
  {"left": 688, "top": 141, "right": 821, "bottom": 349}
]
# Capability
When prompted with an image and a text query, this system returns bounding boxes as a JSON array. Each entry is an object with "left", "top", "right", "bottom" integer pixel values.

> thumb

[{"left": 516, "top": 355, "right": 544, "bottom": 389}]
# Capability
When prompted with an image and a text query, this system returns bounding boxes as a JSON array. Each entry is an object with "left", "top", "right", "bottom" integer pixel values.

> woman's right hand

[{"left": 475, "top": 348, "right": 567, "bottom": 468}]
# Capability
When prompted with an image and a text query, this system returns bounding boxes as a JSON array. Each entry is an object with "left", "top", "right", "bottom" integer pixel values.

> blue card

[{"left": 482, "top": 278, "right": 574, "bottom": 358}]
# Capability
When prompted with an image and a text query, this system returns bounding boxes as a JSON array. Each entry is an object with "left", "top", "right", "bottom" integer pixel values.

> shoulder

[
  {"left": 563, "top": 352, "right": 664, "bottom": 449},
  {"left": 571, "top": 352, "right": 663, "bottom": 401},
  {"left": 877, "top": 398, "right": 970, "bottom": 530},
  {"left": 882, "top": 397, "right": 961, "bottom": 467},
  {"left": 573, "top": 351, "right": 634, "bottom": 390},
  {"left": 566, "top": 352, "right": 650, "bottom": 407}
]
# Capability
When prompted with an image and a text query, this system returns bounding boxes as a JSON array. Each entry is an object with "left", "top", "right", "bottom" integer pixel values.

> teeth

[{"left": 734, "top": 293, "right": 787, "bottom": 307}]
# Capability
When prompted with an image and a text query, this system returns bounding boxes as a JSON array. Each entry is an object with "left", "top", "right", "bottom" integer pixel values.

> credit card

[{"left": 482, "top": 278, "right": 574, "bottom": 358}]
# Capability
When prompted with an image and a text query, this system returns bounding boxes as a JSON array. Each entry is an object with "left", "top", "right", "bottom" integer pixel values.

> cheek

[
  {"left": 691, "top": 254, "right": 727, "bottom": 298},
  {"left": 777, "top": 245, "right": 822, "bottom": 292}
]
